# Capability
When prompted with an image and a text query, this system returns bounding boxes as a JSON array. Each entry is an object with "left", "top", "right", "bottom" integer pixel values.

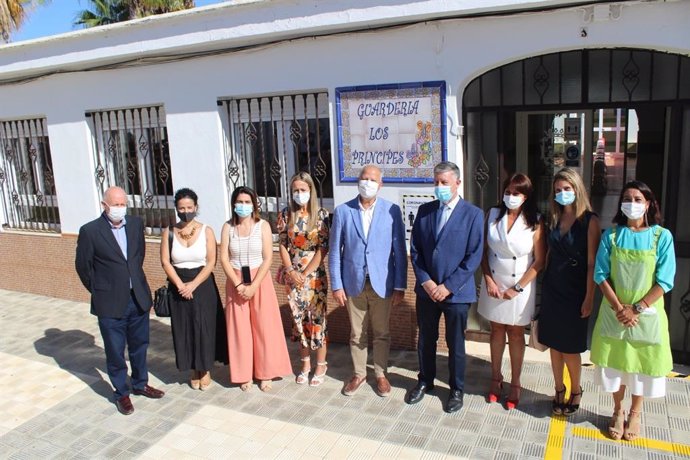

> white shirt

[
  {"left": 359, "top": 197, "right": 377, "bottom": 239},
  {"left": 171, "top": 224, "right": 207, "bottom": 269}
]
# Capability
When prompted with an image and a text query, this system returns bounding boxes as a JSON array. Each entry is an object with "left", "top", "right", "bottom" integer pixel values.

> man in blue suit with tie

[
  {"left": 406, "top": 161, "right": 484, "bottom": 413},
  {"left": 76, "top": 186, "right": 164, "bottom": 415},
  {"left": 329, "top": 165, "right": 407, "bottom": 397}
]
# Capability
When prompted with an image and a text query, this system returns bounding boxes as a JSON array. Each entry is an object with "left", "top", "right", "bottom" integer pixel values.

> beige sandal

[
  {"left": 296, "top": 356, "right": 310, "bottom": 385},
  {"left": 608, "top": 409, "right": 625, "bottom": 440},
  {"left": 260, "top": 380, "right": 272, "bottom": 392},
  {"left": 199, "top": 371, "right": 212, "bottom": 391},
  {"left": 240, "top": 382, "right": 252, "bottom": 392},
  {"left": 190, "top": 370, "right": 200, "bottom": 390},
  {"left": 623, "top": 409, "right": 641, "bottom": 441}
]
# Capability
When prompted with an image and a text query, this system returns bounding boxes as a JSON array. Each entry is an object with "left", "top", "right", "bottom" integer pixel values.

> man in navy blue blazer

[
  {"left": 76, "top": 186, "right": 164, "bottom": 415},
  {"left": 406, "top": 161, "right": 484, "bottom": 413},
  {"left": 329, "top": 165, "right": 407, "bottom": 397}
]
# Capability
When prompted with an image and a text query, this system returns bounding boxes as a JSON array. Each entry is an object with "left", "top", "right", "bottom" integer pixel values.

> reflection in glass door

[
  {"left": 520, "top": 111, "right": 590, "bottom": 218},
  {"left": 519, "top": 109, "right": 645, "bottom": 230},
  {"left": 589, "top": 109, "right": 639, "bottom": 228}
]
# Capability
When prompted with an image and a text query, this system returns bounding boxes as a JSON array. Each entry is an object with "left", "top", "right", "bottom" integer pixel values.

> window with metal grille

[
  {"left": 0, "top": 117, "right": 60, "bottom": 232},
  {"left": 86, "top": 106, "right": 175, "bottom": 234},
  {"left": 219, "top": 92, "right": 332, "bottom": 231}
]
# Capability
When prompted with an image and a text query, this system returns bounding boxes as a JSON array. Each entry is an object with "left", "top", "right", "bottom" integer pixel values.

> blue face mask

[
  {"left": 434, "top": 185, "right": 453, "bottom": 203},
  {"left": 234, "top": 203, "right": 253, "bottom": 218},
  {"left": 554, "top": 190, "right": 576, "bottom": 206}
]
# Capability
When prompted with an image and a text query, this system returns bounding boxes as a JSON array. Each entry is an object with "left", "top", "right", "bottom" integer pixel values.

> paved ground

[{"left": 0, "top": 288, "right": 689, "bottom": 459}]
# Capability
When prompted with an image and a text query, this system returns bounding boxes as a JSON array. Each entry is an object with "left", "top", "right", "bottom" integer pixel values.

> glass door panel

[
  {"left": 524, "top": 112, "right": 588, "bottom": 218},
  {"left": 590, "top": 108, "right": 637, "bottom": 228}
]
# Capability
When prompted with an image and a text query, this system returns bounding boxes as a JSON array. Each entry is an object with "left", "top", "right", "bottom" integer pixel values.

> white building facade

[{"left": 1, "top": 0, "right": 689, "bottom": 360}]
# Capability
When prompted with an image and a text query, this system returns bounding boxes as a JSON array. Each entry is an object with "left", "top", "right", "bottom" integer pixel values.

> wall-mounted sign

[
  {"left": 336, "top": 81, "right": 447, "bottom": 183},
  {"left": 401, "top": 192, "right": 435, "bottom": 252}
]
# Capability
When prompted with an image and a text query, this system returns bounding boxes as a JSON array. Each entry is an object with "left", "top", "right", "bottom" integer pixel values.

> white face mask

[
  {"left": 621, "top": 202, "right": 647, "bottom": 220},
  {"left": 293, "top": 191, "right": 310, "bottom": 206},
  {"left": 503, "top": 195, "right": 524, "bottom": 210},
  {"left": 106, "top": 205, "right": 127, "bottom": 222},
  {"left": 358, "top": 179, "right": 379, "bottom": 200}
]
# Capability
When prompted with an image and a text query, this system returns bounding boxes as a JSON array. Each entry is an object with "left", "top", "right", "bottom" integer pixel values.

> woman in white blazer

[{"left": 478, "top": 173, "right": 545, "bottom": 410}]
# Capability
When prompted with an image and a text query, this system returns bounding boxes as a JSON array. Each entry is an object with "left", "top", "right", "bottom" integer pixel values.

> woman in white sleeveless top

[
  {"left": 220, "top": 186, "right": 292, "bottom": 392},
  {"left": 477, "top": 173, "right": 545, "bottom": 409},
  {"left": 161, "top": 188, "right": 228, "bottom": 391}
]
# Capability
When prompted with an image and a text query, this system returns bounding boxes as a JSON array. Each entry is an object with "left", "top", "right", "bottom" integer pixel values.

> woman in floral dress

[{"left": 278, "top": 171, "right": 330, "bottom": 386}]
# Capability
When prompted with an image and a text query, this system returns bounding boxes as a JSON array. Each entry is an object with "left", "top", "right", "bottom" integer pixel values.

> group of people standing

[
  {"left": 76, "top": 160, "right": 675, "bottom": 444},
  {"left": 474, "top": 166, "right": 675, "bottom": 442}
]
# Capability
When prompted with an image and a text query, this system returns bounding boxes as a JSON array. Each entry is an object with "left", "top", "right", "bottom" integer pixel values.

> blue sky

[{"left": 12, "top": 0, "right": 226, "bottom": 42}]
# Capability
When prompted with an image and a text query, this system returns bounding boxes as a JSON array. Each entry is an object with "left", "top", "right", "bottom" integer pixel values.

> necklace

[{"left": 178, "top": 224, "right": 198, "bottom": 241}]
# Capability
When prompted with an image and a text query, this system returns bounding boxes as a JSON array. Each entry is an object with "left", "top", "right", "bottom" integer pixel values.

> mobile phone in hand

[{"left": 241, "top": 266, "right": 252, "bottom": 284}]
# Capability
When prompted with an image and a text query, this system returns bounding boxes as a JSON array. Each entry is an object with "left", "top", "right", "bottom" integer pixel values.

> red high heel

[
  {"left": 487, "top": 377, "right": 503, "bottom": 403},
  {"left": 506, "top": 384, "right": 521, "bottom": 410}
]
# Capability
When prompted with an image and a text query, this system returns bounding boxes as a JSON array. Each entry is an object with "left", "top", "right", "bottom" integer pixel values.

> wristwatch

[
  {"left": 513, "top": 282, "right": 524, "bottom": 293},
  {"left": 632, "top": 302, "right": 645, "bottom": 314}
]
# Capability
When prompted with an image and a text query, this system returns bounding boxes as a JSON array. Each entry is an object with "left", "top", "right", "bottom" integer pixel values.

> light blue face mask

[
  {"left": 434, "top": 185, "right": 452, "bottom": 203},
  {"left": 554, "top": 190, "right": 576, "bottom": 206},
  {"left": 234, "top": 203, "right": 253, "bottom": 217}
]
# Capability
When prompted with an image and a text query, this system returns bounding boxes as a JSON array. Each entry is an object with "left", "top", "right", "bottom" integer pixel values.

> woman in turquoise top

[{"left": 591, "top": 181, "right": 675, "bottom": 442}]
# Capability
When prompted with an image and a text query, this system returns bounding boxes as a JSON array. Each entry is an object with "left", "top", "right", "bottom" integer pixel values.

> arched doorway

[{"left": 462, "top": 48, "right": 690, "bottom": 363}]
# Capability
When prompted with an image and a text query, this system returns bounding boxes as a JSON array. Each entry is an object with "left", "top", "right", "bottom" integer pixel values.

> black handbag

[{"left": 153, "top": 227, "right": 174, "bottom": 317}]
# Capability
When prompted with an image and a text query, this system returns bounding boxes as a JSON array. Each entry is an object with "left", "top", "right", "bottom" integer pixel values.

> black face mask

[{"left": 177, "top": 211, "right": 196, "bottom": 222}]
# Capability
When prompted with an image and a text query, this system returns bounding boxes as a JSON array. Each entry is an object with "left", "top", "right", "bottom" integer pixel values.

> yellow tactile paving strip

[
  {"left": 139, "top": 404, "right": 451, "bottom": 460},
  {"left": 0, "top": 351, "right": 97, "bottom": 436},
  {"left": 545, "top": 366, "right": 690, "bottom": 459}
]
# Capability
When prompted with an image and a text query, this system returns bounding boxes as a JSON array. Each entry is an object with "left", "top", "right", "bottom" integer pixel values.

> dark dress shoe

[
  {"left": 404, "top": 381, "right": 434, "bottom": 405},
  {"left": 116, "top": 395, "right": 134, "bottom": 415},
  {"left": 445, "top": 390, "right": 464, "bottom": 413},
  {"left": 132, "top": 384, "right": 165, "bottom": 399}
]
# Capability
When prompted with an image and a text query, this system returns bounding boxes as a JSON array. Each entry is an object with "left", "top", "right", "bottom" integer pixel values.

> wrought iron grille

[
  {"left": 0, "top": 117, "right": 60, "bottom": 232},
  {"left": 219, "top": 92, "right": 332, "bottom": 229},
  {"left": 86, "top": 106, "right": 174, "bottom": 234},
  {"left": 464, "top": 49, "right": 690, "bottom": 110}
]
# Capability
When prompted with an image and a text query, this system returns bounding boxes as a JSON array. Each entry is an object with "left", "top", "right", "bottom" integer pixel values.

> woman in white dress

[{"left": 478, "top": 173, "right": 545, "bottom": 409}]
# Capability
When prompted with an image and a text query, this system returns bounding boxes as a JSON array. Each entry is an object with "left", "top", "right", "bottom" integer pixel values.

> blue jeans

[{"left": 98, "top": 294, "right": 150, "bottom": 398}]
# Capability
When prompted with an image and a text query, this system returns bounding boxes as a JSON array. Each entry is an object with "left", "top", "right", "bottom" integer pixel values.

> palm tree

[
  {"left": 74, "top": 0, "right": 129, "bottom": 28},
  {"left": 75, "top": 0, "right": 195, "bottom": 29},
  {"left": 129, "top": 0, "right": 195, "bottom": 17},
  {"left": 1, "top": 0, "right": 49, "bottom": 43}
]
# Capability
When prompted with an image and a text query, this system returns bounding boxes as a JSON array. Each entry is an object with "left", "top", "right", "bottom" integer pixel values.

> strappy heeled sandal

[
  {"left": 295, "top": 356, "right": 310, "bottom": 385},
  {"left": 506, "top": 384, "right": 521, "bottom": 410},
  {"left": 608, "top": 409, "right": 625, "bottom": 440},
  {"left": 309, "top": 361, "right": 328, "bottom": 387},
  {"left": 487, "top": 377, "right": 503, "bottom": 403},
  {"left": 563, "top": 386, "right": 583, "bottom": 416},
  {"left": 552, "top": 386, "right": 566, "bottom": 415},
  {"left": 623, "top": 409, "right": 642, "bottom": 441}
]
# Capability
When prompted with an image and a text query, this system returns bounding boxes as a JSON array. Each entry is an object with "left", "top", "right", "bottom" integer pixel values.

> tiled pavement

[{"left": 0, "top": 288, "right": 688, "bottom": 459}]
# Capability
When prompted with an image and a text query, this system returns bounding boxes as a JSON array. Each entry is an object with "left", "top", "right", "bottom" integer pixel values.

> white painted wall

[{"left": 0, "top": 0, "right": 688, "bottom": 236}]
